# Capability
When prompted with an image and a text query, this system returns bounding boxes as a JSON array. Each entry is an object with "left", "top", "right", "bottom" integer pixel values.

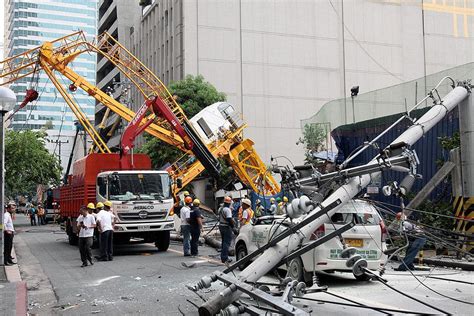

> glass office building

[{"left": 5, "top": 0, "right": 97, "bottom": 172}]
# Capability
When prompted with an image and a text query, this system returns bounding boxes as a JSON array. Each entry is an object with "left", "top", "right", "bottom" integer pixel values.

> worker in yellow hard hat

[
  {"left": 86, "top": 203, "right": 96, "bottom": 214},
  {"left": 104, "top": 200, "right": 112, "bottom": 208},
  {"left": 277, "top": 196, "right": 289, "bottom": 215},
  {"left": 189, "top": 198, "right": 204, "bottom": 256},
  {"left": 77, "top": 204, "right": 96, "bottom": 267},
  {"left": 96, "top": 202, "right": 104, "bottom": 210}
]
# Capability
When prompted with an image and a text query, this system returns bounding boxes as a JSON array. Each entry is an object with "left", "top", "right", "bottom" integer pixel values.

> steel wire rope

[
  {"left": 51, "top": 73, "right": 67, "bottom": 155},
  {"left": 21, "top": 76, "right": 50, "bottom": 130}
]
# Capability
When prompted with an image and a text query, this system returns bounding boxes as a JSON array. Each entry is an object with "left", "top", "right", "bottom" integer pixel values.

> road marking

[
  {"left": 92, "top": 275, "right": 120, "bottom": 286},
  {"left": 167, "top": 248, "right": 223, "bottom": 265}
]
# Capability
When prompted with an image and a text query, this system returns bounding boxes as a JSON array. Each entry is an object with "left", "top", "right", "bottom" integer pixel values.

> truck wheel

[
  {"left": 155, "top": 231, "right": 170, "bottom": 251},
  {"left": 287, "top": 258, "right": 304, "bottom": 282},
  {"left": 236, "top": 243, "right": 249, "bottom": 271},
  {"left": 68, "top": 232, "right": 78, "bottom": 245},
  {"left": 66, "top": 221, "right": 78, "bottom": 245}
]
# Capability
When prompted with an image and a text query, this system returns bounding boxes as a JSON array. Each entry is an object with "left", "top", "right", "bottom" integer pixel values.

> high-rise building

[
  {"left": 4, "top": 0, "right": 98, "bottom": 172},
  {"left": 96, "top": 0, "right": 140, "bottom": 148},
  {"left": 132, "top": 0, "right": 473, "bottom": 165}
]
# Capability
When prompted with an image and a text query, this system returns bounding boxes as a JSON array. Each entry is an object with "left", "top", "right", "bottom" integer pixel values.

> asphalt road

[{"left": 12, "top": 215, "right": 474, "bottom": 315}]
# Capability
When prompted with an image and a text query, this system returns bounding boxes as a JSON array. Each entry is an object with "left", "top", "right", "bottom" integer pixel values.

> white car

[{"left": 235, "top": 199, "right": 387, "bottom": 281}]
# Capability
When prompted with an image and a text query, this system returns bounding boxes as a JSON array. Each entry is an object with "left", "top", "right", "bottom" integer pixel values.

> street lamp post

[
  {"left": 351, "top": 86, "right": 359, "bottom": 123},
  {"left": 0, "top": 87, "right": 16, "bottom": 267}
]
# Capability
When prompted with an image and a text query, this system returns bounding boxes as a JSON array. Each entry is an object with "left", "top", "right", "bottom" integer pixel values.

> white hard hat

[{"left": 242, "top": 198, "right": 251, "bottom": 206}]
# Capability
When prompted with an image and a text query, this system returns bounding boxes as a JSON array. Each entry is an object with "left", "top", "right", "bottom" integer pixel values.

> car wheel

[
  {"left": 236, "top": 243, "right": 249, "bottom": 271},
  {"left": 354, "top": 273, "right": 371, "bottom": 281},
  {"left": 287, "top": 258, "right": 304, "bottom": 281}
]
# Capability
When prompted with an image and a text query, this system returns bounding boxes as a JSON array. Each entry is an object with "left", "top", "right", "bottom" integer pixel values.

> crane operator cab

[{"left": 189, "top": 102, "right": 244, "bottom": 144}]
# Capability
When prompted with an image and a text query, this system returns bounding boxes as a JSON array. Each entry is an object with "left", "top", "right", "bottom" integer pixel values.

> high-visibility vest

[{"left": 238, "top": 207, "right": 254, "bottom": 225}]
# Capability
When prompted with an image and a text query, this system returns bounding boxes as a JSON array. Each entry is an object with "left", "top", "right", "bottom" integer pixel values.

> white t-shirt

[
  {"left": 180, "top": 206, "right": 191, "bottom": 225},
  {"left": 97, "top": 210, "right": 114, "bottom": 232},
  {"left": 3, "top": 212, "right": 14, "bottom": 232},
  {"left": 78, "top": 214, "right": 96, "bottom": 238}
]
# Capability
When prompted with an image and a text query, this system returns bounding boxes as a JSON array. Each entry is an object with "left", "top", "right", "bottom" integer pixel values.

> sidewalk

[{"left": 0, "top": 246, "right": 28, "bottom": 316}]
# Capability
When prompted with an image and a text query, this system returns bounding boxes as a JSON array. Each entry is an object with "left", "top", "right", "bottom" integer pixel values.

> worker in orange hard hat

[
  {"left": 180, "top": 195, "right": 193, "bottom": 256},
  {"left": 218, "top": 196, "right": 235, "bottom": 263}
]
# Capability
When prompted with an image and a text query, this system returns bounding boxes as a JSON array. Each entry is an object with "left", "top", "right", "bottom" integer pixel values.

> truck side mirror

[{"left": 176, "top": 178, "right": 183, "bottom": 189}]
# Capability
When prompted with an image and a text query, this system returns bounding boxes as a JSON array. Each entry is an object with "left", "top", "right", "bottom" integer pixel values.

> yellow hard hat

[
  {"left": 193, "top": 199, "right": 201, "bottom": 206},
  {"left": 96, "top": 202, "right": 104, "bottom": 209},
  {"left": 283, "top": 196, "right": 289, "bottom": 202},
  {"left": 183, "top": 191, "right": 190, "bottom": 196},
  {"left": 87, "top": 203, "right": 95, "bottom": 209},
  {"left": 104, "top": 200, "right": 112, "bottom": 208}
]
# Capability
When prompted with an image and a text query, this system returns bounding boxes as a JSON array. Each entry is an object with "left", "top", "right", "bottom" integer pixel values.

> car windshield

[{"left": 108, "top": 173, "right": 171, "bottom": 201}]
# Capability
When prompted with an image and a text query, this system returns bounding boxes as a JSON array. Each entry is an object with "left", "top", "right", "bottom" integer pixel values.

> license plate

[
  {"left": 138, "top": 225, "right": 150, "bottom": 231},
  {"left": 345, "top": 238, "right": 363, "bottom": 247}
]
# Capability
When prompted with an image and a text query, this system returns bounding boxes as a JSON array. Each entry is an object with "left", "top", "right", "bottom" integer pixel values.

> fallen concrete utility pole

[{"left": 194, "top": 80, "right": 471, "bottom": 315}]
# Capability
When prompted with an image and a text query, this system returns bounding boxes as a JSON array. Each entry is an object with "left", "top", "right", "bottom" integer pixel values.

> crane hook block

[{"left": 19, "top": 89, "right": 39, "bottom": 109}]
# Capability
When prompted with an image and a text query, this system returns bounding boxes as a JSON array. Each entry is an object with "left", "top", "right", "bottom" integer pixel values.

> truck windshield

[{"left": 108, "top": 173, "right": 171, "bottom": 201}]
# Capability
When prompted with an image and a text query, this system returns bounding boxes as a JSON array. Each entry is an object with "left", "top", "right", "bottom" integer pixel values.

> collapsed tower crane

[{"left": 0, "top": 31, "right": 280, "bottom": 195}]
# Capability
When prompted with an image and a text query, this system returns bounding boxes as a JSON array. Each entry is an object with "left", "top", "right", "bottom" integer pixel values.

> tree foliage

[
  {"left": 5, "top": 130, "right": 61, "bottom": 198},
  {"left": 298, "top": 123, "right": 328, "bottom": 164},
  {"left": 140, "top": 74, "right": 226, "bottom": 169}
]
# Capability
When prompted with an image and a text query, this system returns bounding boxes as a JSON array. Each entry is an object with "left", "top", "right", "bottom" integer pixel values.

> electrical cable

[
  {"left": 381, "top": 206, "right": 474, "bottom": 306},
  {"left": 294, "top": 296, "right": 428, "bottom": 314},
  {"left": 369, "top": 200, "right": 474, "bottom": 222},
  {"left": 325, "top": 291, "right": 391, "bottom": 315}
]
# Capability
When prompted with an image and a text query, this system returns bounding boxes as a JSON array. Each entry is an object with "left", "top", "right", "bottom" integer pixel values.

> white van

[{"left": 235, "top": 199, "right": 387, "bottom": 281}]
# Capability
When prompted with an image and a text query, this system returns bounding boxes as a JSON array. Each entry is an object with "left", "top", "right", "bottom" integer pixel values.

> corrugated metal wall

[{"left": 331, "top": 108, "right": 459, "bottom": 209}]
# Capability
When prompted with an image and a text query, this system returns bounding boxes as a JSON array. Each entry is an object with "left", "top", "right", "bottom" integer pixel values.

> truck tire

[
  {"left": 66, "top": 221, "right": 78, "bottom": 246},
  {"left": 155, "top": 231, "right": 170, "bottom": 251}
]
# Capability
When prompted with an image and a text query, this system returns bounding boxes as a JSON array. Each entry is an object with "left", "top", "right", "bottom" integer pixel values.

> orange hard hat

[
  {"left": 224, "top": 196, "right": 232, "bottom": 203},
  {"left": 184, "top": 196, "right": 193, "bottom": 204}
]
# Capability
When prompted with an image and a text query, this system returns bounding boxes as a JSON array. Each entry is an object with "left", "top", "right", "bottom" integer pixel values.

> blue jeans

[
  {"left": 181, "top": 225, "right": 191, "bottom": 255},
  {"left": 219, "top": 225, "right": 232, "bottom": 262},
  {"left": 398, "top": 237, "right": 426, "bottom": 270}
]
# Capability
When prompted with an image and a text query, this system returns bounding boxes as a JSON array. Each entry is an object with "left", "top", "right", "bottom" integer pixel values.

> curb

[{"left": 5, "top": 246, "right": 28, "bottom": 316}]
